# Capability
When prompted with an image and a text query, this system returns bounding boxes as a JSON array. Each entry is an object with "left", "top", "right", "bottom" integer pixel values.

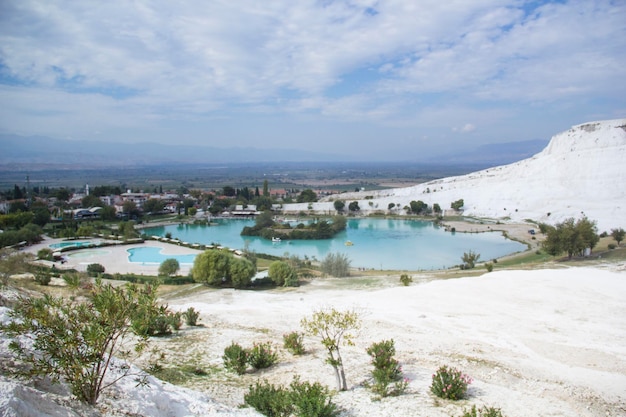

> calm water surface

[{"left": 143, "top": 218, "right": 526, "bottom": 270}]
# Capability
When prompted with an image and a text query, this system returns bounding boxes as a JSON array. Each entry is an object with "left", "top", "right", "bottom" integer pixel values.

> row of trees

[
  {"left": 541, "top": 217, "right": 599, "bottom": 259},
  {"left": 189, "top": 248, "right": 352, "bottom": 290},
  {"left": 333, "top": 199, "right": 460, "bottom": 215}
]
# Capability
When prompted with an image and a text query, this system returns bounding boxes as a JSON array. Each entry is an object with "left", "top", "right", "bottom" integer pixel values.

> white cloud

[
  {"left": 0, "top": 0, "right": 624, "bottom": 155},
  {"left": 453, "top": 123, "right": 477, "bottom": 133}
]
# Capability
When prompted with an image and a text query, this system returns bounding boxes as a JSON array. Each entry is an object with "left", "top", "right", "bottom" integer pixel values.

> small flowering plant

[
  {"left": 366, "top": 339, "right": 409, "bottom": 398},
  {"left": 430, "top": 365, "right": 472, "bottom": 400},
  {"left": 283, "top": 331, "right": 305, "bottom": 355}
]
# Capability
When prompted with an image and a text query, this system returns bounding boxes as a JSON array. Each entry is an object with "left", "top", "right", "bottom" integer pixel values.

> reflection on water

[{"left": 143, "top": 218, "right": 526, "bottom": 271}]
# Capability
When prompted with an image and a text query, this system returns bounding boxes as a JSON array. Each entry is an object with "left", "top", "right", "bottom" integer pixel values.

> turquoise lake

[{"left": 143, "top": 218, "right": 526, "bottom": 271}]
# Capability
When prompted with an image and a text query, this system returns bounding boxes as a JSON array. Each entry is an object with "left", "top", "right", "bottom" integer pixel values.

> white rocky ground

[
  {"left": 1, "top": 118, "right": 625, "bottom": 417},
  {"left": 2, "top": 266, "right": 625, "bottom": 417}
]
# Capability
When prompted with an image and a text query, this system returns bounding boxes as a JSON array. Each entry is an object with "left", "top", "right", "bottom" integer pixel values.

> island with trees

[{"left": 241, "top": 211, "right": 347, "bottom": 241}]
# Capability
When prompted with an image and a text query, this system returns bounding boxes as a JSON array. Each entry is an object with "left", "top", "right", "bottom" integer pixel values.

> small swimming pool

[
  {"left": 50, "top": 240, "right": 102, "bottom": 249},
  {"left": 127, "top": 247, "right": 197, "bottom": 265}
]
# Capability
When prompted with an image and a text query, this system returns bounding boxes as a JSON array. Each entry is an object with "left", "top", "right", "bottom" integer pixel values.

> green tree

[
  {"left": 159, "top": 258, "right": 180, "bottom": 277},
  {"left": 76, "top": 225, "right": 95, "bottom": 237},
  {"left": 53, "top": 188, "right": 71, "bottom": 202},
  {"left": 330, "top": 215, "right": 347, "bottom": 233},
  {"left": 182, "top": 198, "right": 195, "bottom": 215},
  {"left": 611, "top": 228, "right": 625, "bottom": 246},
  {"left": 320, "top": 252, "right": 351, "bottom": 277},
  {"left": 12, "top": 184, "right": 23, "bottom": 199},
  {"left": 297, "top": 189, "right": 317, "bottom": 203},
  {"left": 387, "top": 202, "right": 395, "bottom": 211},
  {"left": 433, "top": 203, "right": 442, "bottom": 214},
  {"left": 542, "top": 217, "right": 599, "bottom": 259},
  {"left": 31, "top": 202, "right": 51, "bottom": 227},
  {"left": 269, "top": 260, "right": 299, "bottom": 287},
  {"left": 451, "top": 199, "right": 464, "bottom": 210},
  {"left": 209, "top": 198, "right": 233, "bottom": 215},
  {"left": 143, "top": 198, "right": 165, "bottom": 214},
  {"left": 191, "top": 249, "right": 232, "bottom": 286},
  {"left": 348, "top": 201, "right": 360, "bottom": 212},
  {"left": 461, "top": 250, "right": 480, "bottom": 269},
  {"left": 122, "top": 200, "right": 139, "bottom": 218},
  {"left": 118, "top": 221, "right": 139, "bottom": 240},
  {"left": 229, "top": 256, "right": 256, "bottom": 289},
  {"left": 254, "top": 210, "right": 275, "bottom": 228},
  {"left": 254, "top": 196, "right": 274, "bottom": 211},
  {"left": 9, "top": 201, "right": 27, "bottom": 213},
  {"left": 334, "top": 200, "right": 345, "bottom": 213},
  {"left": 263, "top": 179, "right": 269, "bottom": 197},
  {"left": 409, "top": 200, "right": 427, "bottom": 214},
  {"left": 100, "top": 205, "right": 117, "bottom": 221},
  {"left": 2, "top": 280, "right": 158, "bottom": 405},
  {"left": 222, "top": 186, "right": 236, "bottom": 197},
  {"left": 82, "top": 194, "right": 103, "bottom": 208},
  {"left": 301, "top": 307, "right": 361, "bottom": 391}
]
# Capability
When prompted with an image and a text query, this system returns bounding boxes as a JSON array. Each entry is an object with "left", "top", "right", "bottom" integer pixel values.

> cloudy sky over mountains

[{"left": 0, "top": 0, "right": 624, "bottom": 160}]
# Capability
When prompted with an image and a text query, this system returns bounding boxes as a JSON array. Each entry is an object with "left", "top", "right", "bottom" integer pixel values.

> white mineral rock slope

[{"left": 292, "top": 118, "right": 626, "bottom": 232}]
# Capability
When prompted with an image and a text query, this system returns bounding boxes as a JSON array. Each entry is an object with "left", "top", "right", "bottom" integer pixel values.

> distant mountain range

[{"left": 0, "top": 133, "right": 547, "bottom": 168}]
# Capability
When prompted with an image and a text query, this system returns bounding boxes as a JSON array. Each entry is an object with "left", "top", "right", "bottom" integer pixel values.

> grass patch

[
  {"left": 149, "top": 363, "right": 219, "bottom": 385},
  {"left": 596, "top": 246, "right": 626, "bottom": 261},
  {"left": 494, "top": 250, "right": 554, "bottom": 268}
]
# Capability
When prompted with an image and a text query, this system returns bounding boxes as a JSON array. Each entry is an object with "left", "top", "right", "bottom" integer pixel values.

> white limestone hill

[{"left": 285, "top": 118, "right": 626, "bottom": 232}]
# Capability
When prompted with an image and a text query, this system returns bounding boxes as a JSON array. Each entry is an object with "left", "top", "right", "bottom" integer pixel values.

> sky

[{"left": 0, "top": 0, "right": 625, "bottom": 161}]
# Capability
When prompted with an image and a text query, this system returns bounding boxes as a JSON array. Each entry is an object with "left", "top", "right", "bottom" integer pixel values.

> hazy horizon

[{"left": 1, "top": 1, "right": 624, "bottom": 160}]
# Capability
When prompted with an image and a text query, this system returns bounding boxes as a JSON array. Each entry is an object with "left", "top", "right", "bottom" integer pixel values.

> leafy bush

[
  {"left": 400, "top": 274, "right": 413, "bottom": 286},
  {"left": 223, "top": 342, "right": 249, "bottom": 375},
  {"left": 130, "top": 285, "right": 178, "bottom": 337},
  {"left": 2, "top": 280, "right": 156, "bottom": 405},
  {"left": 451, "top": 199, "right": 464, "bottom": 210},
  {"left": 243, "top": 377, "right": 340, "bottom": 417},
  {"left": 431, "top": 365, "right": 472, "bottom": 400},
  {"left": 269, "top": 261, "right": 299, "bottom": 287},
  {"left": 62, "top": 272, "right": 83, "bottom": 289},
  {"left": 320, "top": 252, "right": 351, "bottom": 277},
  {"left": 183, "top": 307, "right": 201, "bottom": 326},
  {"left": 169, "top": 311, "right": 182, "bottom": 331},
  {"left": 289, "top": 376, "right": 341, "bottom": 417},
  {"left": 484, "top": 263, "right": 494, "bottom": 272},
  {"left": 455, "top": 405, "right": 505, "bottom": 417},
  {"left": 283, "top": 331, "right": 305, "bottom": 355},
  {"left": 244, "top": 380, "right": 292, "bottom": 417},
  {"left": 138, "top": 307, "right": 179, "bottom": 336},
  {"left": 158, "top": 258, "right": 180, "bottom": 277},
  {"left": 366, "top": 339, "right": 408, "bottom": 398},
  {"left": 86, "top": 263, "right": 105, "bottom": 276},
  {"left": 247, "top": 342, "right": 278, "bottom": 370},
  {"left": 37, "top": 248, "right": 53, "bottom": 260},
  {"left": 33, "top": 268, "right": 52, "bottom": 285},
  {"left": 608, "top": 243, "right": 617, "bottom": 250},
  {"left": 461, "top": 250, "right": 480, "bottom": 269}
]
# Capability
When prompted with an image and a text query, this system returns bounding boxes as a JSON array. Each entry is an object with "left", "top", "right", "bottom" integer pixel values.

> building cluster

[{"left": 1, "top": 183, "right": 343, "bottom": 219}]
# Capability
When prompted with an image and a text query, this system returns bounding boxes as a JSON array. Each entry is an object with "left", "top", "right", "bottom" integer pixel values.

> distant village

[{"left": 0, "top": 182, "right": 345, "bottom": 220}]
